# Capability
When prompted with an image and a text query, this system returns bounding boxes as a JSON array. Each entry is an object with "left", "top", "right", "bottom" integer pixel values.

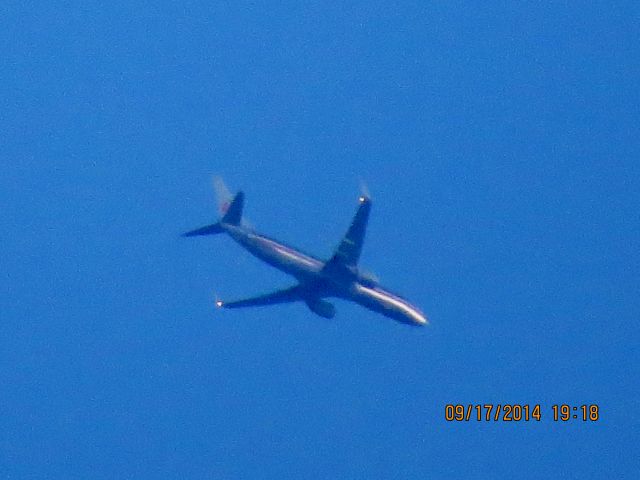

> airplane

[{"left": 183, "top": 178, "right": 428, "bottom": 326}]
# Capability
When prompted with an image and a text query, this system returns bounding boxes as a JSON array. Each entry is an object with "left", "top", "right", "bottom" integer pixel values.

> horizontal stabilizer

[{"left": 182, "top": 222, "right": 224, "bottom": 237}]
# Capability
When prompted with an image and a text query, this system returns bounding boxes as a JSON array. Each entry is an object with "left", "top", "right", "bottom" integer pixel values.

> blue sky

[{"left": 1, "top": 1, "right": 638, "bottom": 478}]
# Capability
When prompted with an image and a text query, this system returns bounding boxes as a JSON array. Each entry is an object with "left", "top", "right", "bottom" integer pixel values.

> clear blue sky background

[{"left": 1, "top": 2, "right": 638, "bottom": 478}]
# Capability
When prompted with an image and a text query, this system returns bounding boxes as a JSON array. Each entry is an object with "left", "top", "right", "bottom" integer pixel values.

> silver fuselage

[{"left": 225, "top": 224, "right": 427, "bottom": 326}]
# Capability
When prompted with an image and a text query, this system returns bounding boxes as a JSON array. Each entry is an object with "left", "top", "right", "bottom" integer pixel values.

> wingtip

[{"left": 358, "top": 179, "right": 371, "bottom": 201}]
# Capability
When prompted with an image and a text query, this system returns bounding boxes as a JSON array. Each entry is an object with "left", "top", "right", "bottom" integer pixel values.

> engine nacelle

[{"left": 306, "top": 299, "right": 336, "bottom": 319}]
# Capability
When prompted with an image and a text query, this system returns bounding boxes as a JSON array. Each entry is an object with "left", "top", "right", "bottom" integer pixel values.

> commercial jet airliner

[{"left": 183, "top": 178, "right": 428, "bottom": 326}]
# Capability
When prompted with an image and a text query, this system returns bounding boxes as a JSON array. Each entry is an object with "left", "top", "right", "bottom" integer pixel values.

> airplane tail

[
  {"left": 182, "top": 178, "right": 244, "bottom": 237},
  {"left": 213, "top": 176, "right": 234, "bottom": 217},
  {"left": 220, "top": 191, "right": 244, "bottom": 226},
  {"left": 214, "top": 176, "right": 245, "bottom": 226},
  {"left": 182, "top": 222, "right": 224, "bottom": 237}
]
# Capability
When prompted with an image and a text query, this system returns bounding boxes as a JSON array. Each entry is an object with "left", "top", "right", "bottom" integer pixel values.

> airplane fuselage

[{"left": 224, "top": 224, "right": 427, "bottom": 326}]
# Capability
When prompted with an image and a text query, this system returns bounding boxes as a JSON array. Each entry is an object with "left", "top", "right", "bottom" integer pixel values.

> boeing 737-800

[{"left": 183, "top": 179, "right": 428, "bottom": 326}]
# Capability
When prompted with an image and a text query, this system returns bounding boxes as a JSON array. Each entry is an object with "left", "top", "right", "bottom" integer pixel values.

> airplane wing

[
  {"left": 217, "top": 284, "right": 304, "bottom": 309},
  {"left": 328, "top": 195, "right": 372, "bottom": 267}
]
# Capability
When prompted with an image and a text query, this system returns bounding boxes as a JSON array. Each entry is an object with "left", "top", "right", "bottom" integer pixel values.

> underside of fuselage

[{"left": 225, "top": 225, "right": 324, "bottom": 281}]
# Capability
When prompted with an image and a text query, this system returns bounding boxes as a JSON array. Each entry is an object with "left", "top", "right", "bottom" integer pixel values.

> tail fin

[
  {"left": 213, "top": 176, "right": 234, "bottom": 217},
  {"left": 221, "top": 191, "right": 244, "bottom": 226},
  {"left": 214, "top": 177, "right": 247, "bottom": 226},
  {"left": 182, "top": 179, "right": 244, "bottom": 237}
]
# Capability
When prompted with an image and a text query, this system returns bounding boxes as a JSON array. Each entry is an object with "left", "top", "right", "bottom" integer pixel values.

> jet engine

[{"left": 306, "top": 299, "right": 336, "bottom": 319}]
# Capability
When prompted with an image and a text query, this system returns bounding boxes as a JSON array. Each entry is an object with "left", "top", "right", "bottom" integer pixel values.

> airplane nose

[{"left": 413, "top": 312, "right": 429, "bottom": 325}]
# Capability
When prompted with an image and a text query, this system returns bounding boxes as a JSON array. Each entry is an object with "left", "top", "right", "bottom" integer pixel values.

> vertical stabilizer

[
  {"left": 213, "top": 176, "right": 234, "bottom": 217},
  {"left": 221, "top": 191, "right": 244, "bottom": 226}
]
